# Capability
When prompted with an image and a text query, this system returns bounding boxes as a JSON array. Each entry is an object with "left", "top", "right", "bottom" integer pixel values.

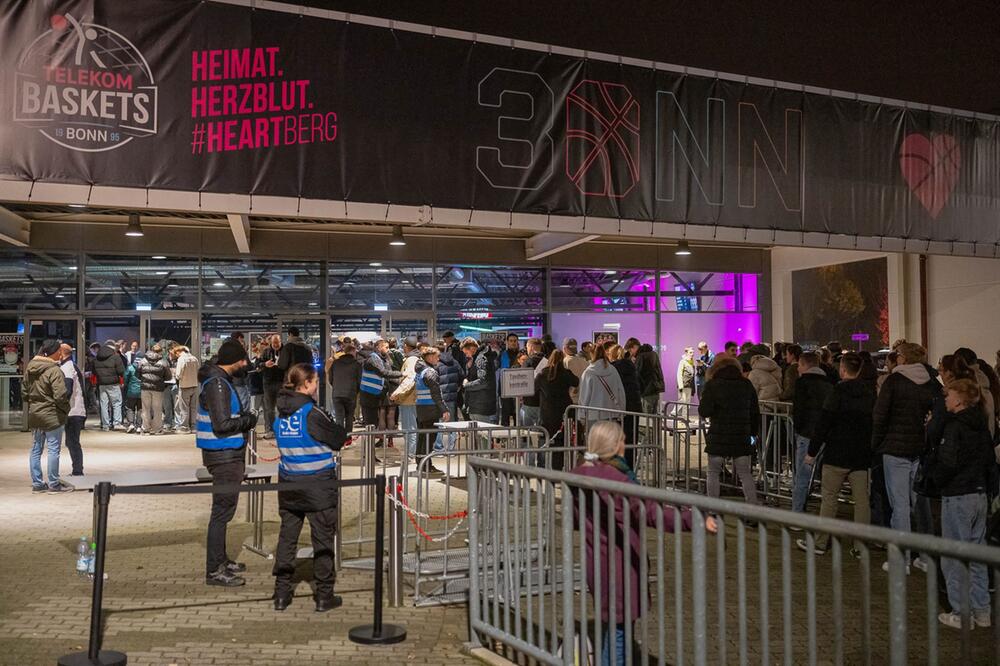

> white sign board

[{"left": 500, "top": 367, "right": 536, "bottom": 398}]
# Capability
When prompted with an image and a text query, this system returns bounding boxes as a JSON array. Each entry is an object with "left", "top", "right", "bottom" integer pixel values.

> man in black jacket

[
  {"left": 519, "top": 338, "right": 545, "bottom": 427},
  {"left": 797, "top": 353, "right": 874, "bottom": 555},
  {"left": 328, "top": 343, "right": 362, "bottom": 427},
  {"left": 196, "top": 340, "right": 258, "bottom": 586},
  {"left": 278, "top": 327, "right": 314, "bottom": 372},
  {"left": 791, "top": 351, "right": 835, "bottom": 513},
  {"left": 257, "top": 335, "right": 283, "bottom": 439},
  {"left": 93, "top": 339, "right": 125, "bottom": 431},
  {"left": 872, "top": 342, "right": 938, "bottom": 572},
  {"left": 462, "top": 338, "right": 498, "bottom": 423}
]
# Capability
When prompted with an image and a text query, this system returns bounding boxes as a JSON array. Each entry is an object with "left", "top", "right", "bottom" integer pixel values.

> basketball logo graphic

[
  {"left": 565, "top": 80, "right": 640, "bottom": 198},
  {"left": 13, "top": 13, "right": 158, "bottom": 152},
  {"left": 899, "top": 133, "right": 960, "bottom": 219}
]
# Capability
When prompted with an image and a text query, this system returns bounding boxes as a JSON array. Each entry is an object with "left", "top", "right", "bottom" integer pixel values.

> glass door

[
  {"left": 276, "top": 316, "right": 328, "bottom": 406},
  {"left": 0, "top": 317, "right": 25, "bottom": 430},
  {"left": 383, "top": 312, "right": 433, "bottom": 343},
  {"left": 145, "top": 314, "right": 198, "bottom": 357}
]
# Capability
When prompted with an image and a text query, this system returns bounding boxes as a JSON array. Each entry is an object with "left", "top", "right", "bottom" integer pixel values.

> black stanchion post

[
  {"left": 348, "top": 474, "right": 406, "bottom": 645},
  {"left": 58, "top": 481, "right": 127, "bottom": 666}
]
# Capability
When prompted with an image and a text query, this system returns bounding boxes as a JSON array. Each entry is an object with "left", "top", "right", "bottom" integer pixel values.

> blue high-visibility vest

[
  {"left": 196, "top": 377, "right": 245, "bottom": 450},
  {"left": 360, "top": 369, "right": 384, "bottom": 395},
  {"left": 274, "top": 402, "right": 335, "bottom": 475},
  {"left": 415, "top": 368, "right": 434, "bottom": 406}
]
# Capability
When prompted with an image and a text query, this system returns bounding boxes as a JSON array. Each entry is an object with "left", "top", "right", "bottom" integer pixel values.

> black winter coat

[
  {"left": 793, "top": 371, "right": 834, "bottom": 439},
  {"left": 137, "top": 351, "right": 170, "bottom": 392},
  {"left": 436, "top": 349, "right": 463, "bottom": 406},
  {"left": 698, "top": 365, "right": 760, "bottom": 458},
  {"left": 536, "top": 364, "right": 579, "bottom": 437},
  {"left": 93, "top": 345, "right": 125, "bottom": 386},
  {"left": 636, "top": 350, "right": 665, "bottom": 396},
  {"left": 415, "top": 361, "right": 449, "bottom": 423},
  {"left": 328, "top": 354, "right": 362, "bottom": 399},
  {"left": 929, "top": 406, "right": 996, "bottom": 497},
  {"left": 257, "top": 346, "right": 284, "bottom": 385},
  {"left": 463, "top": 348, "right": 498, "bottom": 416},
  {"left": 808, "top": 378, "right": 875, "bottom": 470},
  {"left": 612, "top": 359, "right": 643, "bottom": 413},
  {"left": 277, "top": 337, "right": 313, "bottom": 372},
  {"left": 274, "top": 389, "right": 346, "bottom": 512},
  {"left": 872, "top": 368, "right": 938, "bottom": 458},
  {"left": 197, "top": 363, "right": 257, "bottom": 465}
]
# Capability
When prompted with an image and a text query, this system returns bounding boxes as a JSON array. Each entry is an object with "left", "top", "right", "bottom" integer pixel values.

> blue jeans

[
  {"left": 29, "top": 426, "right": 64, "bottom": 489},
  {"left": 601, "top": 625, "right": 626, "bottom": 666},
  {"left": 434, "top": 401, "right": 457, "bottom": 451},
  {"left": 792, "top": 435, "right": 814, "bottom": 512},
  {"left": 883, "top": 454, "right": 920, "bottom": 559},
  {"left": 469, "top": 413, "right": 497, "bottom": 424},
  {"left": 941, "top": 493, "right": 991, "bottom": 613},
  {"left": 399, "top": 404, "right": 418, "bottom": 457},
  {"left": 98, "top": 385, "right": 123, "bottom": 429}
]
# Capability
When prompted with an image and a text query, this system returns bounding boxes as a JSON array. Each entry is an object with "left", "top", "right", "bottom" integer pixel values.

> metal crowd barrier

[{"left": 466, "top": 458, "right": 1000, "bottom": 666}]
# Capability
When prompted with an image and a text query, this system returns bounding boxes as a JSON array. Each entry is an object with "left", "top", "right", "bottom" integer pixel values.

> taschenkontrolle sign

[{"left": 1, "top": 1, "right": 998, "bottom": 246}]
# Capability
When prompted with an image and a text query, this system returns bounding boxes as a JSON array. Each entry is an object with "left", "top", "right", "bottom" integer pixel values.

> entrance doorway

[
  {"left": 145, "top": 315, "right": 198, "bottom": 357},
  {"left": 275, "top": 316, "right": 328, "bottom": 406}
]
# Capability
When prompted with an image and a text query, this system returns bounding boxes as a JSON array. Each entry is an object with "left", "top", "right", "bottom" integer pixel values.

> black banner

[{"left": 1, "top": 1, "right": 998, "bottom": 245}]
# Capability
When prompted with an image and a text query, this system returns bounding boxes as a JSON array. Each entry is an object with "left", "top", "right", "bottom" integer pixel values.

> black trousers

[
  {"left": 64, "top": 415, "right": 86, "bottom": 475},
  {"left": 499, "top": 397, "right": 516, "bottom": 426},
  {"left": 205, "top": 458, "right": 245, "bottom": 575},
  {"left": 332, "top": 397, "right": 356, "bottom": 428},
  {"left": 262, "top": 383, "right": 281, "bottom": 433},
  {"left": 272, "top": 505, "right": 337, "bottom": 598},
  {"left": 417, "top": 417, "right": 438, "bottom": 465}
]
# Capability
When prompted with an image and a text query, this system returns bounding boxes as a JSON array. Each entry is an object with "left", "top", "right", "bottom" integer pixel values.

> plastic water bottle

[
  {"left": 75, "top": 537, "right": 89, "bottom": 576},
  {"left": 86, "top": 542, "right": 96, "bottom": 578}
]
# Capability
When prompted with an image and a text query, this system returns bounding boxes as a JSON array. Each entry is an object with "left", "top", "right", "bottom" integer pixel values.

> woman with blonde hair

[{"left": 572, "top": 420, "right": 715, "bottom": 664}]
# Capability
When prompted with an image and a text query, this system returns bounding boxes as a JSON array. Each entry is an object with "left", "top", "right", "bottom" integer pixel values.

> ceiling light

[
  {"left": 369, "top": 262, "right": 382, "bottom": 267},
  {"left": 167, "top": 283, "right": 179, "bottom": 287},
  {"left": 55, "top": 294, "right": 65, "bottom": 298},
  {"left": 155, "top": 271, "right": 168, "bottom": 275},
  {"left": 343, "top": 281, "right": 355, "bottom": 286},
  {"left": 68, "top": 203, "right": 87, "bottom": 209},
  {"left": 674, "top": 240, "right": 692, "bottom": 256},
  {"left": 604, "top": 270, "right": 617, "bottom": 275},
  {"left": 204, "top": 303, "right": 215, "bottom": 308},
  {"left": 376, "top": 268, "right": 390, "bottom": 273},
  {"left": 212, "top": 281, "right": 226, "bottom": 287},
  {"left": 152, "top": 255, "right": 166, "bottom": 260},
  {"left": 308, "top": 302, "right": 318, "bottom": 306},
  {"left": 68, "top": 266, "right": 78, "bottom": 270},
  {"left": 125, "top": 213, "right": 144, "bottom": 237},
  {"left": 389, "top": 225, "right": 406, "bottom": 246}
]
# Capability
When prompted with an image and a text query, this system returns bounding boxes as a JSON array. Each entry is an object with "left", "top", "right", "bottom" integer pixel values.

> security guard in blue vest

[
  {"left": 272, "top": 363, "right": 347, "bottom": 612},
  {"left": 358, "top": 338, "right": 403, "bottom": 445},
  {"left": 196, "top": 340, "right": 258, "bottom": 586},
  {"left": 415, "top": 347, "right": 450, "bottom": 475}
]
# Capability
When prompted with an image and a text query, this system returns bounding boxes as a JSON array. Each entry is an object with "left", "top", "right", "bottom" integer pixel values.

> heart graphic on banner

[{"left": 898, "top": 133, "right": 960, "bottom": 219}]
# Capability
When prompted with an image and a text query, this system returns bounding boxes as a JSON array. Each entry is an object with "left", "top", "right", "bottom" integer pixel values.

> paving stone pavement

[{"left": 0, "top": 425, "right": 476, "bottom": 666}]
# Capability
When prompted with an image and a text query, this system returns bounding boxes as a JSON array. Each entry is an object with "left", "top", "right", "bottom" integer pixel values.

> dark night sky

[{"left": 294, "top": 0, "right": 1000, "bottom": 115}]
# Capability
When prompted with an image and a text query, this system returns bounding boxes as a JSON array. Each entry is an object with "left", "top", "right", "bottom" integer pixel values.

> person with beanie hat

[{"left": 197, "top": 338, "right": 258, "bottom": 587}]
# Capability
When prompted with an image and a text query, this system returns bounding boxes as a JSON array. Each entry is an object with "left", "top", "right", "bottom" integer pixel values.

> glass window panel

[
  {"left": 657, "top": 271, "right": 759, "bottom": 313},
  {"left": 200, "top": 314, "right": 277, "bottom": 362},
  {"left": 435, "top": 312, "right": 544, "bottom": 342},
  {"left": 435, "top": 265, "right": 543, "bottom": 312},
  {"left": 86, "top": 254, "right": 198, "bottom": 311},
  {"left": 329, "top": 263, "right": 434, "bottom": 310},
  {"left": 202, "top": 259, "right": 321, "bottom": 311},
  {"left": 0, "top": 251, "right": 78, "bottom": 310},
  {"left": 549, "top": 269, "right": 655, "bottom": 312}
]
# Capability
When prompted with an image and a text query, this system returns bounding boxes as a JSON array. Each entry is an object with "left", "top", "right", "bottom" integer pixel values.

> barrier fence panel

[{"left": 466, "top": 458, "right": 1000, "bottom": 666}]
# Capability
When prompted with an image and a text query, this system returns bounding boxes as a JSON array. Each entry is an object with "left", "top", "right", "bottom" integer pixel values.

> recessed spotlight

[
  {"left": 167, "top": 283, "right": 179, "bottom": 288},
  {"left": 204, "top": 303, "right": 215, "bottom": 308},
  {"left": 369, "top": 262, "right": 382, "bottom": 267},
  {"left": 152, "top": 255, "right": 166, "bottom": 260},
  {"left": 674, "top": 240, "right": 692, "bottom": 256},
  {"left": 55, "top": 294, "right": 65, "bottom": 298},
  {"left": 212, "top": 281, "right": 226, "bottom": 287}
]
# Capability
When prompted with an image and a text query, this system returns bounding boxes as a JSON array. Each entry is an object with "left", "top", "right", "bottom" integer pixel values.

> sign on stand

[{"left": 500, "top": 368, "right": 536, "bottom": 399}]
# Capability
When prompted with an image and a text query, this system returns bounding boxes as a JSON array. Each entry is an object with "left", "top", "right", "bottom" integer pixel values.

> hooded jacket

[
  {"left": 328, "top": 354, "right": 362, "bottom": 399},
  {"left": 274, "top": 388, "right": 346, "bottom": 512},
  {"left": 22, "top": 356, "right": 70, "bottom": 431},
  {"left": 436, "top": 348, "right": 464, "bottom": 406},
  {"left": 698, "top": 364, "right": 760, "bottom": 458},
  {"left": 748, "top": 356, "right": 782, "bottom": 402},
  {"left": 390, "top": 349, "right": 422, "bottom": 406},
  {"left": 124, "top": 363, "right": 142, "bottom": 399},
  {"left": 463, "top": 347, "right": 498, "bottom": 416},
  {"left": 276, "top": 336, "right": 313, "bottom": 372},
  {"left": 197, "top": 363, "right": 257, "bottom": 463},
  {"left": 635, "top": 347, "right": 665, "bottom": 397},
  {"left": 578, "top": 360, "right": 627, "bottom": 421},
  {"left": 929, "top": 406, "right": 996, "bottom": 497},
  {"left": 92, "top": 344, "right": 125, "bottom": 386},
  {"left": 807, "top": 378, "right": 875, "bottom": 470},
  {"left": 872, "top": 363, "right": 938, "bottom": 459},
  {"left": 137, "top": 350, "right": 170, "bottom": 392},
  {"left": 792, "top": 367, "right": 835, "bottom": 439},
  {"left": 174, "top": 351, "right": 201, "bottom": 389}
]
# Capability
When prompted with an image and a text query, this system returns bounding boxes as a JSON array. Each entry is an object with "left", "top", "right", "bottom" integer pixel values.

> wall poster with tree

[{"left": 792, "top": 258, "right": 889, "bottom": 351}]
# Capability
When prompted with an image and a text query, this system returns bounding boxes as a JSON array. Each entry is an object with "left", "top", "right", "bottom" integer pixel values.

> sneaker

[
  {"left": 178, "top": 426, "right": 191, "bottom": 434},
  {"left": 787, "top": 525, "right": 804, "bottom": 533},
  {"left": 31, "top": 484, "right": 47, "bottom": 494},
  {"left": 126, "top": 425, "right": 136, "bottom": 434},
  {"left": 47, "top": 482, "right": 75, "bottom": 494},
  {"left": 795, "top": 538, "right": 827, "bottom": 555},
  {"left": 974, "top": 610, "right": 992, "bottom": 628},
  {"left": 206, "top": 567, "right": 245, "bottom": 587},
  {"left": 882, "top": 561, "right": 911, "bottom": 575},
  {"left": 224, "top": 560, "right": 246, "bottom": 574},
  {"left": 912, "top": 558, "right": 929, "bottom": 573},
  {"left": 939, "top": 612, "right": 973, "bottom": 630},
  {"left": 101, "top": 427, "right": 110, "bottom": 432}
]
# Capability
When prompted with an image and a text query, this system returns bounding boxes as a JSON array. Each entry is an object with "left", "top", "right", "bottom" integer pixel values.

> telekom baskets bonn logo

[{"left": 13, "top": 13, "right": 158, "bottom": 152}]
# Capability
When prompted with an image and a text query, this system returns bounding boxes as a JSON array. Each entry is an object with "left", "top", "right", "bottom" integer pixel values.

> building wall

[{"left": 925, "top": 255, "right": 1000, "bottom": 364}]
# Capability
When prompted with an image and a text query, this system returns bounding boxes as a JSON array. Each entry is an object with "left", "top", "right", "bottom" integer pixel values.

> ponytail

[{"left": 283, "top": 363, "right": 316, "bottom": 391}]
